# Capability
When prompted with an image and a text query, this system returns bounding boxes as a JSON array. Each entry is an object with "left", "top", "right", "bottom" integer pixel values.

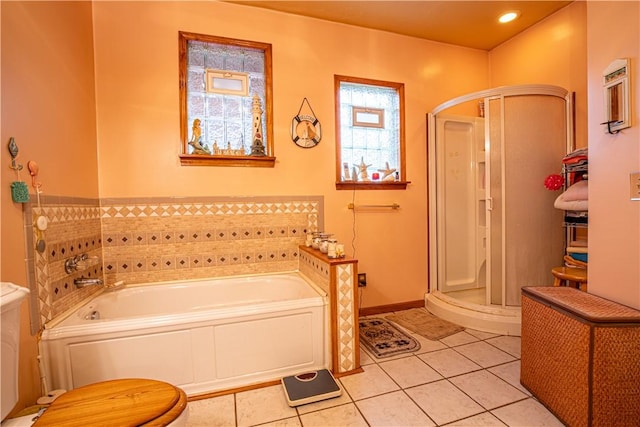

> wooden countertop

[{"left": 299, "top": 245, "right": 357, "bottom": 265}]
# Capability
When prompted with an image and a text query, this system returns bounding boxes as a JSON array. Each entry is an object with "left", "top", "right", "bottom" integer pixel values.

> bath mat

[
  {"left": 386, "top": 308, "right": 464, "bottom": 341},
  {"left": 281, "top": 369, "right": 342, "bottom": 407},
  {"left": 359, "top": 318, "right": 420, "bottom": 358}
]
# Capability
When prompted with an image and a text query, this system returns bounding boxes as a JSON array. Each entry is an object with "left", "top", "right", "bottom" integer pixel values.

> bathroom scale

[{"left": 281, "top": 369, "right": 342, "bottom": 407}]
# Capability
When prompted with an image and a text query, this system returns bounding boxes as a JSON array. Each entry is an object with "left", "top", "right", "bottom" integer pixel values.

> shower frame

[{"left": 426, "top": 84, "right": 574, "bottom": 335}]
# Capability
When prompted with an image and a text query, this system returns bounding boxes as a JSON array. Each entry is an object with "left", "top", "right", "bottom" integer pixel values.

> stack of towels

[{"left": 555, "top": 148, "right": 588, "bottom": 227}]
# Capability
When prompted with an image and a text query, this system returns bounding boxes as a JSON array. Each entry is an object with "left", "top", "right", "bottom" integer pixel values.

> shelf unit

[{"left": 562, "top": 152, "right": 588, "bottom": 263}]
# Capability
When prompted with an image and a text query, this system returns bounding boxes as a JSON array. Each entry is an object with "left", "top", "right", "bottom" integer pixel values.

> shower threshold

[{"left": 425, "top": 291, "right": 521, "bottom": 336}]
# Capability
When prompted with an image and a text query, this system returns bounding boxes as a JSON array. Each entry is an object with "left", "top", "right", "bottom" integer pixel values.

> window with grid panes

[
  {"left": 179, "top": 32, "right": 274, "bottom": 167},
  {"left": 334, "top": 75, "right": 407, "bottom": 190}
]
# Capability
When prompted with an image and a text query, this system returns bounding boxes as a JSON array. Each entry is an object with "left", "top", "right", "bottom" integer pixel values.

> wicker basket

[{"left": 521, "top": 286, "right": 640, "bottom": 427}]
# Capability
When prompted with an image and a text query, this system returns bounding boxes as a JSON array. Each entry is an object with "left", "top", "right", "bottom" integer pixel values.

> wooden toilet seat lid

[{"left": 33, "top": 378, "right": 187, "bottom": 427}]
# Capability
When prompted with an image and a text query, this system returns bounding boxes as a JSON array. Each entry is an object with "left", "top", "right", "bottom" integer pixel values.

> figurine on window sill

[
  {"left": 188, "top": 118, "right": 211, "bottom": 155},
  {"left": 355, "top": 157, "right": 372, "bottom": 181},
  {"left": 379, "top": 162, "right": 397, "bottom": 181}
]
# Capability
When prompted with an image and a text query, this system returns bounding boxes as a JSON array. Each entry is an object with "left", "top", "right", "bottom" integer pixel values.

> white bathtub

[{"left": 40, "top": 272, "right": 328, "bottom": 396}]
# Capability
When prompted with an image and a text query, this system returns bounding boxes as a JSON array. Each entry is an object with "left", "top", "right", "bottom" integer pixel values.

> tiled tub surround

[
  {"left": 24, "top": 196, "right": 103, "bottom": 333},
  {"left": 24, "top": 195, "right": 323, "bottom": 333},
  {"left": 100, "top": 196, "right": 322, "bottom": 284},
  {"left": 299, "top": 246, "right": 361, "bottom": 376}
]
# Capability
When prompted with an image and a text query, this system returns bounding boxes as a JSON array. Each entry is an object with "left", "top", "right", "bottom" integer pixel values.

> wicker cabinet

[{"left": 521, "top": 286, "right": 640, "bottom": 427}]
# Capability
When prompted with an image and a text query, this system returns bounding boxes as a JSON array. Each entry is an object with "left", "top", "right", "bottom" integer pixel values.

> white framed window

[{"left": 334, "top": 75, "right": 407, "bottom": 190}]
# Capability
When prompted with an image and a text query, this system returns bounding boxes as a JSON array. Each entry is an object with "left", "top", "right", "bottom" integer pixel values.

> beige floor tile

[
  {"left": 486, "top": 335, "right": 521, "bottom": 358},
  {"left": 356, "top": 390, "right": 436, "bottom": 426},
  {"left": 488, "top": 360, "right": 531, "bottom": 396},
  {"left": 449, "top": 370, "right": 527, "bottom": 410},
  {"left": 440, "top": 330, "right": 480, "bottom": 347},
  {"left": 491, "top": 398, "right": 565, "bottom": 426},
  {"left": 339, "top": 364, "right": 399, "bottom": 400},
  {"left": 236, "top": 385, "right": 297, "bottom": 427},
  {"left": 411, "top": 332, "right": 448, "bottom": 354},
  {"left": 299, "top": 403, "right": 368, "bottom": 427},
  {"left": 359, "top": 346, "right": 375, "bottom": 365},
  {"left": 454, "top": 341, "right": 516, "bottom": 368},
  {"left": 255, "top": 417, "right": 302, "bottom": 427},
  {"left": 406, "top": 380, "right": 484, "bottom": 425},
  {"left": 186, "top": 394, "right": 235, "bottom": 427},
  {"left": 379, "top": 355, "right": 442, "bottom": 388},
  {"left": 443, "top": 412, "right": 507, "bottom": 426},
  {"left": 418, "top": 348, "right": 482, "bottom": 378},
  {"left": 465, "top": 329, "right": 500, "bottom": 340}
]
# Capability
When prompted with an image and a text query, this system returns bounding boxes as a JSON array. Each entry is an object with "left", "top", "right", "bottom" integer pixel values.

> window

[
  {"left": 334, "top": 75, "right": 407, "bottom": 189},
  {"left": 179, "top": 32, "right": 274, "bottom": 167}
]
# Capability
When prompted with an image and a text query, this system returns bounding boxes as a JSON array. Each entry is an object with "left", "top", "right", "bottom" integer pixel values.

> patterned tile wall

[
  {"left": 336, "top": 263, "right": 357, "bottom": 373},
  {"left": 299, "top": 249, "right": 331, "bottom": 294},
  {"left": 24, "top": 195, "right": 323, "bottom": 332},
  {"left": 24, "top": 196, "right": 103, "bottom": 333},
  {"left": 100, "top": 197, "right": 322, "bottom": 284}
]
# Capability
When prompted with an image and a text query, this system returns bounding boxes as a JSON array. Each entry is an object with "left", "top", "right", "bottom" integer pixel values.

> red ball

[{"left": 544, "top": 174, "right": 564, "bottom": 191}]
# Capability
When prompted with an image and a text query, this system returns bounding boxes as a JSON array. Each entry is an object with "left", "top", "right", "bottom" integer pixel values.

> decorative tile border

[
  {"left": 100, "top": 201, "right": 320, "bottom": 218},
  {"left": 100, "top": 196, "right": 321, "bottom": 284},
  {"left": 337, "top": 263, "right": 357, "bottom": 372}
]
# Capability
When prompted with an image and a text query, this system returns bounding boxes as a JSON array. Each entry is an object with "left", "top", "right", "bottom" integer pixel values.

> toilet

[{"left": 1, "top": 283, "right": 188, "bottom": 426}]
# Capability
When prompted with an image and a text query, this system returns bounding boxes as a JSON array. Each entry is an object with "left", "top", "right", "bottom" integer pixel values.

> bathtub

[{"left": 39, "top": 272, "right": 328, "bottom": 396}]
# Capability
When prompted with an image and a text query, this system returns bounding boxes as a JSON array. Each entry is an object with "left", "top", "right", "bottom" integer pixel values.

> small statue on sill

[
  {"left": 250, "top": 94, "right": 266, "bottom": 156},
  {"left": 188, "top": 119, "right": 211, "bottom": 155},
  {"left": 355, "top": 157, "right": 372, "bottom": 181}
]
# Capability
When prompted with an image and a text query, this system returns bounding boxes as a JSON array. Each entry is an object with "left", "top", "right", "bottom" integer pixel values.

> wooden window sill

[
  {"left": 180, "top": 155, "right": 276, "bottom": 167},
  {"left": 335, "top": 181, "right": 410, "bottom": 190}
]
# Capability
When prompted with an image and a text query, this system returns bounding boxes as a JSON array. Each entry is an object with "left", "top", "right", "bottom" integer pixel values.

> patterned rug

[
  {"left": 386, "top": 308, "right": 464, "bottom": 340},
  {"left": 359, "top": 318, "right": 420, "bottom": 358}
]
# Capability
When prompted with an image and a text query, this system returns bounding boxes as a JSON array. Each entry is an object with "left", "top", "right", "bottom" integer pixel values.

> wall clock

[{"left": 291, "top": 98, "right": 321, "bottom": 148}]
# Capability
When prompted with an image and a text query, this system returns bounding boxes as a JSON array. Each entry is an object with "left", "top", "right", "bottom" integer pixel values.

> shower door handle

[{"left": 487, "top": 197, "right": 494, "bottom": 211}]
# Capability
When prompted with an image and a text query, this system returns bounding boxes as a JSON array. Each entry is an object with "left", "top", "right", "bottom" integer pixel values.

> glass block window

[
  {"left": 335, "top": 76, "right": 406, "bottom": 189},
  {"left": 179, "top": 32, "right": 274, "bottom": 167}
]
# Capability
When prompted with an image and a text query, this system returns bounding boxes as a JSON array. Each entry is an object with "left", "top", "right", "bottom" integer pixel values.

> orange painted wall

[
  {"left": 586, "top": 1, "right": 640, "bottom": 309},
  {"left": 91, "top": 1, "right": 490, "bottom": 309},
  {"left": 489, "top": 1, "right": 588, "bottom": 148},
  {"left": 4, "top": 0, "right": 637, "bottom": 413},
  {"left": 1, "top": 1, "right": 98, "bottom": 413}
]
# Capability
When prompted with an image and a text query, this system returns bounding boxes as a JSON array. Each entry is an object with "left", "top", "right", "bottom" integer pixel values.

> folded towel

[{"left": 561, "top": 180, "right": 588, "bottom": 201}]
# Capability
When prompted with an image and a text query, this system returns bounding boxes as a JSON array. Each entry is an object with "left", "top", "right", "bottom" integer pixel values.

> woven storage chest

[{"left": 521, "top": 287, "right": 640, "bottom": 427}]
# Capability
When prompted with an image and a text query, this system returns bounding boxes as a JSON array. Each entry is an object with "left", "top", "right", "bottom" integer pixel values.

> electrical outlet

[
  {"left": 630, "top": 172, "right": 640, "bottom": 201},
  {"left": 358, "top": 273, "right": 367, "bottom": 287}
]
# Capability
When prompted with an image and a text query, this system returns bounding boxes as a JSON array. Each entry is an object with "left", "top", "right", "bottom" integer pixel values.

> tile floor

[{"left": 186, "top": 314, "right": 564, "bottom": 427}]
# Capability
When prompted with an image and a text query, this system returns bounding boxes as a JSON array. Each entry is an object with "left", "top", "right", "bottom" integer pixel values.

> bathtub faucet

[{"left": 74, "top": 277, "right": 104, "bottom": 288}]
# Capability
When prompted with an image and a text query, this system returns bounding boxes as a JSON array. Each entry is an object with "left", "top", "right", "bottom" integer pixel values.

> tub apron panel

[{"left": 40, "top": 273, "right": 327, "bottom": 396}]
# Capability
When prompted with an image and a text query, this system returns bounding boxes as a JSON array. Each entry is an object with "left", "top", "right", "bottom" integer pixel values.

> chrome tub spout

[{"left": 74, "top": 277, "right": 104, "bottom": 288}]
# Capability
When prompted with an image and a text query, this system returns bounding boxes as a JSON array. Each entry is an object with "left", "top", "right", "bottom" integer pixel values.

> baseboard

[{"left": 359, "top": 300, "right": 424, "bottom": 317}]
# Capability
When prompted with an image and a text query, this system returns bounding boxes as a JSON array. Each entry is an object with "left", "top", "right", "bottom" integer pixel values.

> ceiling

[{"left": 227, "top": 1, "right": 573, "bottom": 50}]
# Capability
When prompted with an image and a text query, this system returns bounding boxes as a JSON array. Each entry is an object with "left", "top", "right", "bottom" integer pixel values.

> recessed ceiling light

[{"left": 498, "top": 11, "right": 520, "bottom": 24}]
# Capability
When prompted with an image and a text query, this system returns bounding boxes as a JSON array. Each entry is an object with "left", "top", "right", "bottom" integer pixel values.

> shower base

[{"left": 425, "top": 291, "right": 521, "bottom": 336}]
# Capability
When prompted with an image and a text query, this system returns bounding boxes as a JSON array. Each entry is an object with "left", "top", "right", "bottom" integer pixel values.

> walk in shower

[{"left": 426, "top": 85, "right": 572, "bottom": 335}]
